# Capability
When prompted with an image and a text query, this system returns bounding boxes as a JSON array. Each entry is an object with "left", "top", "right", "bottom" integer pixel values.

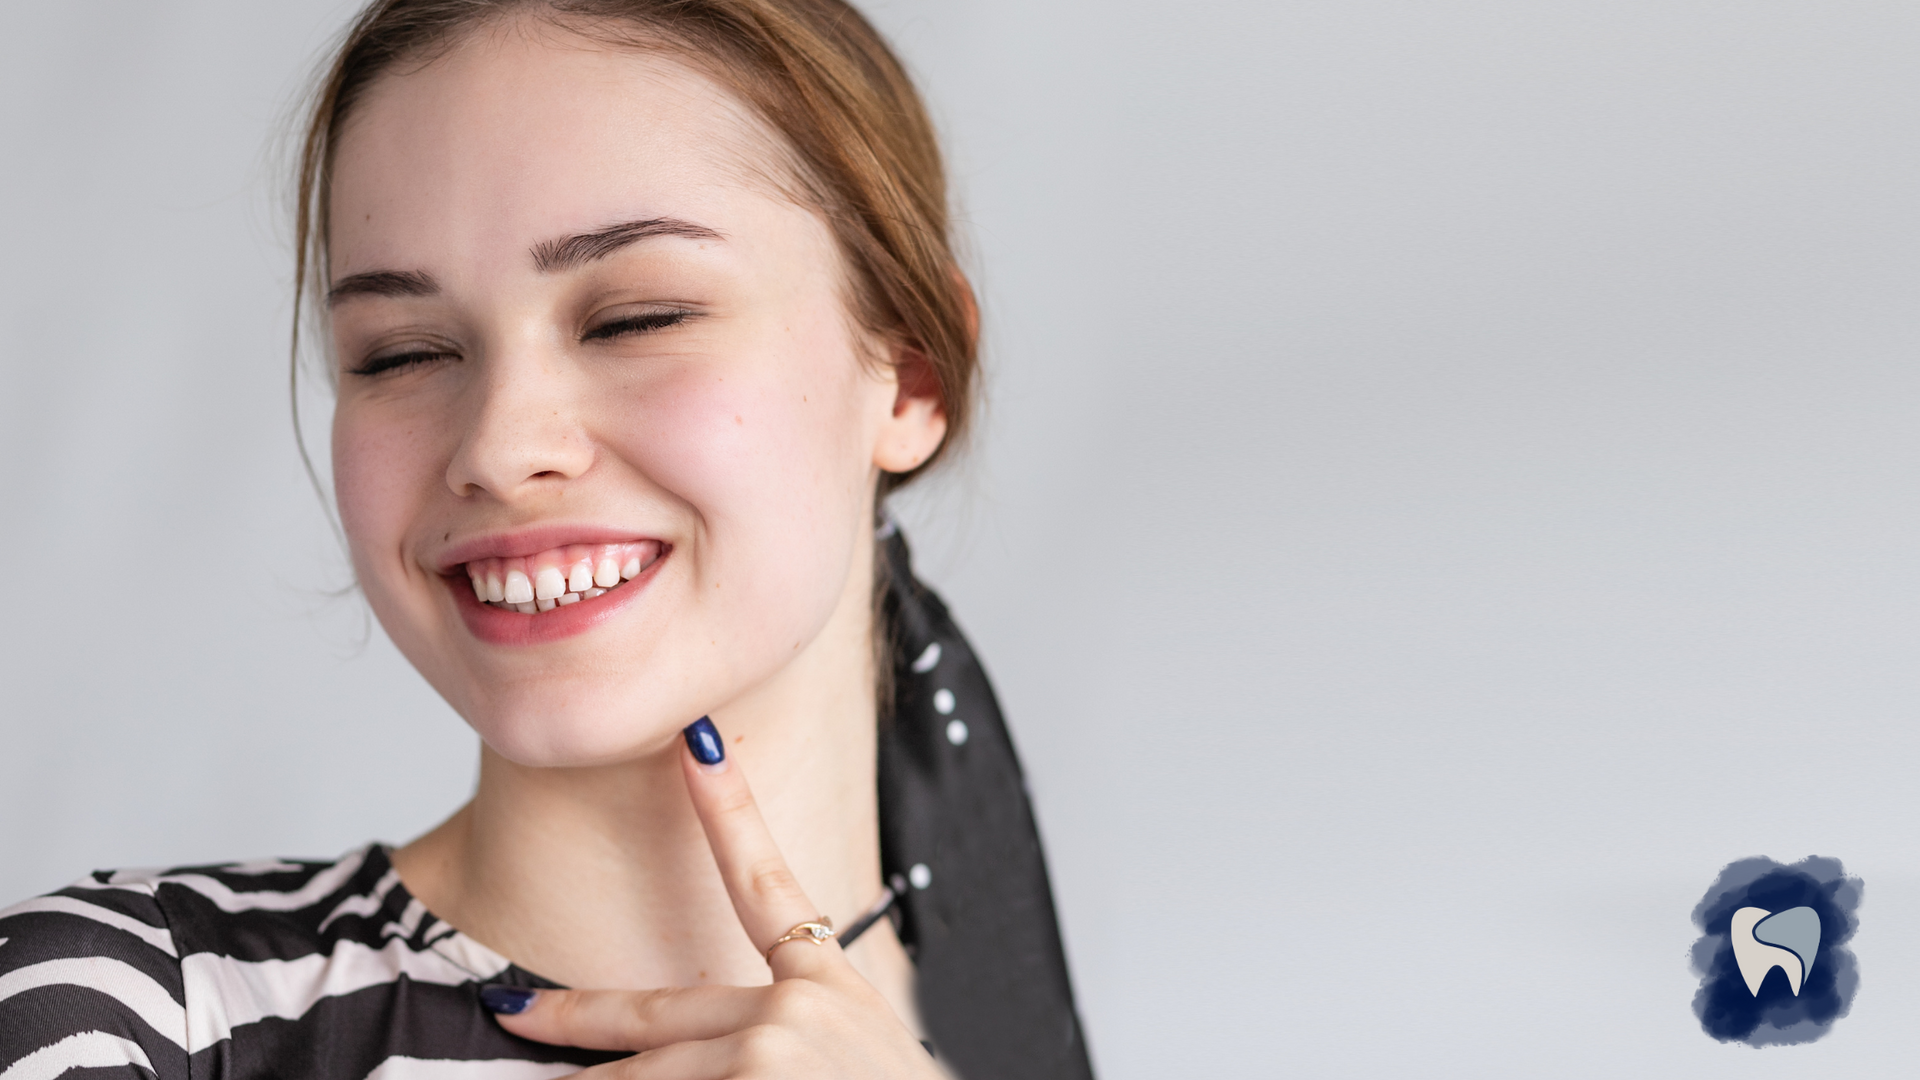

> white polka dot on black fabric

[
  {"left": 946, "top": 719, "right": 969, "bottom": 746},
  {"left": 911, "top": 642, "right": 941, "bottom": 673},
  {"left": 908, "top": 863, "right": 932, "bottom": 890},
  {"left": 932, "top": 689, "right": 955, "bottom": 714}
]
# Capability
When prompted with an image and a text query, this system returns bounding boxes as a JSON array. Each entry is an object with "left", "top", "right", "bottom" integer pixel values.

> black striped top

[
  {"left": 0, "top": 531, "right": 1095, "bottom": 1080},
  {"left": 0, "top": 844, "right": 621, "bottom": 1078}
]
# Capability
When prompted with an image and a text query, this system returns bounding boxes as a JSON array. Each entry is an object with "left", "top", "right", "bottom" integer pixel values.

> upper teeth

[{"left": 465, "top": 541, "right": 662, "bottom": 614}]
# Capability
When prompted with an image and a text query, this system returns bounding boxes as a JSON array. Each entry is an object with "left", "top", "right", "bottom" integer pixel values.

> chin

[{"left": 468, "top": 691, "right": 687, "bottom": 768}]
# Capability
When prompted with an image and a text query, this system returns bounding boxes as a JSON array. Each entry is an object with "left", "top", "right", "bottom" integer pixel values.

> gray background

[{"left": 3, "top": 1, "right": 1917, "bottom": 1075}]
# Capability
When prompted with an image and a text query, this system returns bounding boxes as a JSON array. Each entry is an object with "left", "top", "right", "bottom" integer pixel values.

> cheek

[
  {"left": 332, "top": 403, "right": 440, "bottom": 582},
  {"left": 606, "top": 326, "right": 875, "bottom": 600}
]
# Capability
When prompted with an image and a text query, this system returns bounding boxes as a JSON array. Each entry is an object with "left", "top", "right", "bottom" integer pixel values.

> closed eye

[
  {"left": 349, "top": 349, "right": 458, "bottom": 377},
  {"left": 582, "top": 310, "right": 691, "bottom": 342}
]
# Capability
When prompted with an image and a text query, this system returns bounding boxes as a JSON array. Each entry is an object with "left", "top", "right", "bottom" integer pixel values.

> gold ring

[{"left": 763, "top": 917, "right": 836, "bottom": 962}]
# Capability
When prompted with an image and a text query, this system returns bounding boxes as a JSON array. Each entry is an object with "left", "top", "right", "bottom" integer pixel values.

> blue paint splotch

[{"left": 1691, "top": 856, "right": 1862, "bottom": 1046}]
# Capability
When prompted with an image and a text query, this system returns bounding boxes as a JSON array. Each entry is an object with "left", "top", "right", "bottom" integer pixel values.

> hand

[{"left": 485, "top": 718, "right": 943, "bottom": 1079}]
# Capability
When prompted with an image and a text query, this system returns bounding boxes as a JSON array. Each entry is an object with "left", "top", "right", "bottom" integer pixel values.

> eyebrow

[
  {"left": 323, "top": 218, "right": 720, "bottom": 304},
  {"left": 326, "top": 269, "right": 439, "bottom": 306},
  {"left": 531, "top": 217, "right": 724, "bottom": 273}
]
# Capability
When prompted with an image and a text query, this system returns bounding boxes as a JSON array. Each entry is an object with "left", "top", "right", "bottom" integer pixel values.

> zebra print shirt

[
  {"left": 0, "top": 531, "right": 1095, "bottom": 1080},
  {"left": 0, "top": 844, "right": 621, "bottom": 1078}
]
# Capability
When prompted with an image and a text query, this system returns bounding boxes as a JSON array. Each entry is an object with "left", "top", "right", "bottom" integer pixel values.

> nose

[{"left": 444, "top": 345, "right": 596, "bottom": 501}]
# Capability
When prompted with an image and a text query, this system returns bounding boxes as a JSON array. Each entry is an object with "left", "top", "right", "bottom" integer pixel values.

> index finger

[{"left": 680, "top": 716, "right": 849, "bottom": 980}]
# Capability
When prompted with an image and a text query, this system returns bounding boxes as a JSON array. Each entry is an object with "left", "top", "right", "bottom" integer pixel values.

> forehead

[{"left": 327, "top": 20, "right": 797, "bottom": 273}]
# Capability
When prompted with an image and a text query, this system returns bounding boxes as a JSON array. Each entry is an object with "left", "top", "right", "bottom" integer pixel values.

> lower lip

[{"left": 450, "top": 552, "right": 667, "bottom": 646}]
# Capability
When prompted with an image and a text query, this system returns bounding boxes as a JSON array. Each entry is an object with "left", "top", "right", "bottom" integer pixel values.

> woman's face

[{"left": 326, "top": 24, "right": 944, "bottom": 766}]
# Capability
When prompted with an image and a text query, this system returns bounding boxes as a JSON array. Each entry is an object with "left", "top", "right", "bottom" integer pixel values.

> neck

[{"left": 393, "top": 532, "right": 886, "bottom": 992}]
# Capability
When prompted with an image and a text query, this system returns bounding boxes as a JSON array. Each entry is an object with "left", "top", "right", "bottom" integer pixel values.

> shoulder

[
  {"left": 0, "top": 844, "right": 488, "bottom": 1077},
  {"left": 134, "top": 846, "right": 394, "bottom": 957},
  {"left": 0, "top": 866, "right": 187, "bottom": 1076},
  {"left": 130, "top": 844, "right": 514, "bottom": 981},
  {"left": 2, "top": 846, "right": 571, "bottom": 1077}
]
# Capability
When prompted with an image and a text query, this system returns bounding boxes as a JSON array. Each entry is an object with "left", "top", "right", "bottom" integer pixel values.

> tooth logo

[
  {"left": 1691, "top": 856, "right": 1861, "bottom": 1046},
  {"left": 1729, "top": 906, "right": 1820, "bottom": 997}
]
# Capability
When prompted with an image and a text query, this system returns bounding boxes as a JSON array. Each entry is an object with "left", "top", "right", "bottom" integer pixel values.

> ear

[{"left": 873, "top": 342, "right": 948, "bottom": 474}]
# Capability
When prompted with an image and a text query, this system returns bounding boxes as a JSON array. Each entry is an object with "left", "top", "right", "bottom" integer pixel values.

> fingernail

[
  {"left": 479, "top": 985, "right": 537, "bottom": 1014},
  {"left": 684, "top": 716, "right": 725, "bottom": 766}
]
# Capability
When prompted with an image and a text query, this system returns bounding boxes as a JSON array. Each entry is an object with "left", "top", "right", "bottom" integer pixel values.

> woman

[{"left": 0, "top": 3, "right": 1092, "bottom": 1078}]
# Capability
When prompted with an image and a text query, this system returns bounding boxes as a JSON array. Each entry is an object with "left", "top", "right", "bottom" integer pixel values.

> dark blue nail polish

[
  {"left": 684, "top": 716, "right": 725, "bottom": 765},
  {"left": 479, "top": 986, "right": 537, "bottom": 1014}
]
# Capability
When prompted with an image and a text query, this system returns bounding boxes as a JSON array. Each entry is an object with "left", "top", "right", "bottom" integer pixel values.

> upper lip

[{"left": 433, "top": 523, "right": 665, "bottom": 574}]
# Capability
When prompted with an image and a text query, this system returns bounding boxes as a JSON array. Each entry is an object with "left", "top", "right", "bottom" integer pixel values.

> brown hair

[{"left": 292, "top": 0, "right": 976, "bottom": 492}]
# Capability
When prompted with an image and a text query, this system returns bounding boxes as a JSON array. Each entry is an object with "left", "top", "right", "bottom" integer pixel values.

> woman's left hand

[{"left": 486, "top": 726, "right": 943, "bottom": 1078}]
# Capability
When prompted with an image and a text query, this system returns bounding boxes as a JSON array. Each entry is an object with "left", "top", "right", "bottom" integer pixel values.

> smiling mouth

[{"left": 461, "top": 540, "right": 666, "bottom": 613}]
